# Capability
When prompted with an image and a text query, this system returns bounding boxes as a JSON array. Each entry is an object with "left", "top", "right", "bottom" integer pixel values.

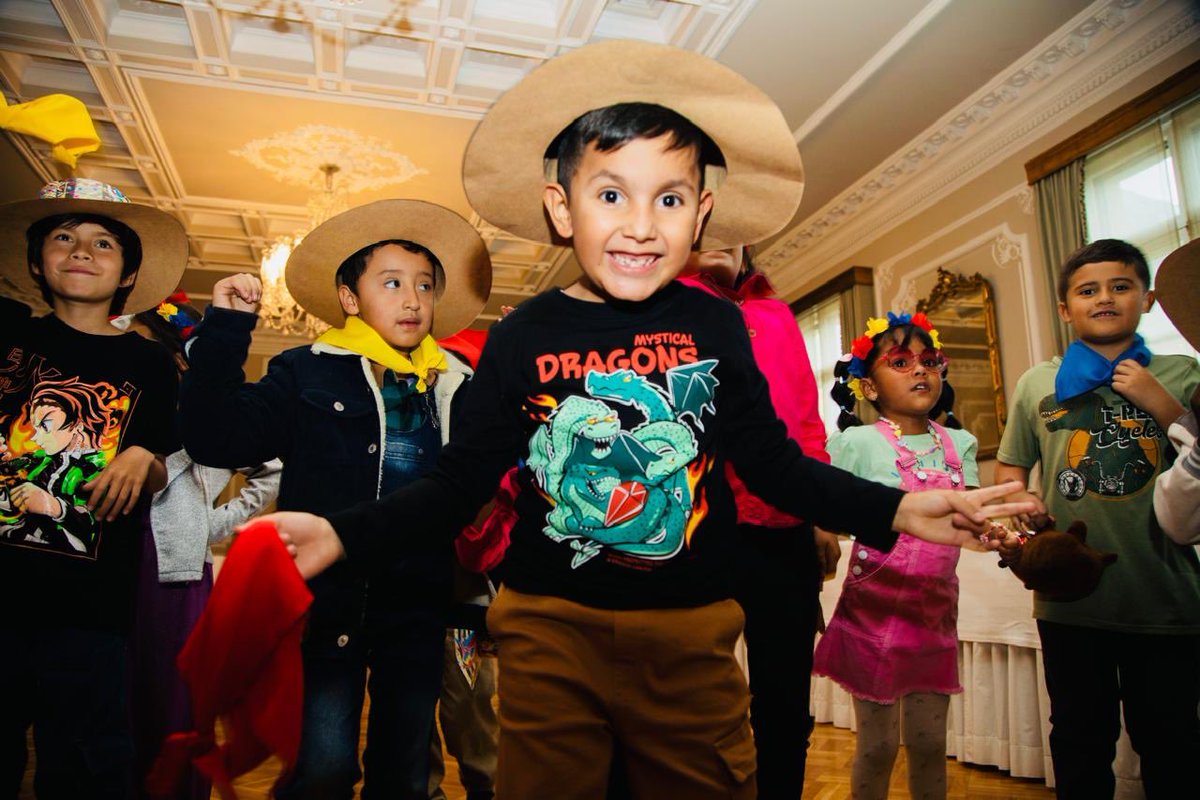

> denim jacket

[{"left": 180, "top": 307, "right": 470, "bottom": 653}]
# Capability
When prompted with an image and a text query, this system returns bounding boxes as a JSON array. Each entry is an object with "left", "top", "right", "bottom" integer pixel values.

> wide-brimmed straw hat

[
  {"left": 285, "top": 199, "right": 492, "bottom": 338},
  {"left": 0, "top": 178, "right": 188, "bottom": 314},
  {"left": 1155, "top": 239, "right": 1200, "bottom": 351},
  {"left": 462, "top": 40, "right": 804, "bottom": 251}
]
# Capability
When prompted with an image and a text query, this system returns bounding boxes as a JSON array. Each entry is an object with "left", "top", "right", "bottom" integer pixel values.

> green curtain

[{"left": 1034, "top": 160, "right": 1087, "bottom": 356}]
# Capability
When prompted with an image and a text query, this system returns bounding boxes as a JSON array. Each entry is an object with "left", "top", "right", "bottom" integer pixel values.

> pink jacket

[{"left": 678, "top": 272, "right": 830, "bottom": 527}]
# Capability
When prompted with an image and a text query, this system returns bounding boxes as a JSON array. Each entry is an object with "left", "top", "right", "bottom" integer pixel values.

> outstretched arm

[{"left": 892, "top": 481, "right": 1037, "bottom": 550}]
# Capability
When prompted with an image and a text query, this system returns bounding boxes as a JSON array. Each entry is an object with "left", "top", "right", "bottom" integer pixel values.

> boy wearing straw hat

[
  {"left": 177, "top": 199, "right": 491, "bottom": 800},
  {"left": 259, "top": 41, "right": 1034, "bottom": 798},
  {"left": 1150, "top": 239, "right": 1200, "bottom": 543},
  {"left": 0, "top": 178, "right": 185, "bottom": 797}
]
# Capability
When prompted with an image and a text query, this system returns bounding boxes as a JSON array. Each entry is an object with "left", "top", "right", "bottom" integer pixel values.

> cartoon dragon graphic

[{"left": 526, "top": 361, "right": 718, "bottom": 568}]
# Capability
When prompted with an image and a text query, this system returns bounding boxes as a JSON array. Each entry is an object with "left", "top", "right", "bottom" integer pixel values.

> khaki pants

[{"left": 487, "top": 588, "right": 756, "bottom": 799}]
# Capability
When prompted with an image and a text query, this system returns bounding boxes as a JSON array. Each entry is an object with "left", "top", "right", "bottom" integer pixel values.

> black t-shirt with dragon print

[{"left": 331, "top": 283, "right": 903, "bottom": 610}]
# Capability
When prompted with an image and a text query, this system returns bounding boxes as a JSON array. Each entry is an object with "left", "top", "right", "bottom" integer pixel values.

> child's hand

[
  {"left": 997, "top": 489, "right": 1052, "bottom": 533},
  {"left": 213, "top": 273, "right": 262, "bottom": 313},
  {"left": 1112, "top": 359, "right": 1166, "bottom": 406},
  {"left": 84, "top": 446, "right": 156, "bottom": 521},
  {"left": 814, "top": 527, "right": 841, "bottom": 578},
  {"left": 9, "top": 482, "right": 64, "bottom": 517},
  {"left": 892, "top": 481, "right": 1037, "bottom": 550},
  {"left": 995, "top": 529, "right": 1024, "bottom": 565},
  {"left": 1111, "top": 359, "right": 1186, "bottom": 429},
  {"left": 246, "top": 511, "right": 345, "bottom": 579}
]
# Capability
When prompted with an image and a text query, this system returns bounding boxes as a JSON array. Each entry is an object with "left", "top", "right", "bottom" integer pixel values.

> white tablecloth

[{"left": 807, "top": 540, "right": 1145, "bottom": 796}]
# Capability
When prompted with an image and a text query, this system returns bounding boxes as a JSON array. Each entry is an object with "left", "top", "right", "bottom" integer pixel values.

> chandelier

[
  {"left": 255, "top": 164, "right": 341, "bottom": 339},
  {"left": 233, "top": 126, "right": 428, "bottom": 338}
]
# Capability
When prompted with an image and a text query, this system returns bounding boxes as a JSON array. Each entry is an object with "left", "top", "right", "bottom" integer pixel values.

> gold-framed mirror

[{"left": 916, "top": 268, "right": 1006, "bottom": 457}]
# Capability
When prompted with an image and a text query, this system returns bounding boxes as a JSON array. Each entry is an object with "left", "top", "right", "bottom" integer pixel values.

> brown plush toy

[{"left": 1005, "top": 521, "right": 1117, "bottom": 601}]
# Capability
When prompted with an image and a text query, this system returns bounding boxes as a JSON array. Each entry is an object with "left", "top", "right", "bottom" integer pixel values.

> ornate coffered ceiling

[
  {"left": 0, "top": 0, "right": 756, "bottom": 324},
  {"left": 1, "top": 0, "right": 1196, "bottom": 336}
]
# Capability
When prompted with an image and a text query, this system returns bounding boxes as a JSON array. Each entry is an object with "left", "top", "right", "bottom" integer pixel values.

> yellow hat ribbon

[
  {"left": 316, "top": 315, "right": 447, "bottom": 392},
  {"left": 0, "top": 94, "right": 100, "bottom": 168}
]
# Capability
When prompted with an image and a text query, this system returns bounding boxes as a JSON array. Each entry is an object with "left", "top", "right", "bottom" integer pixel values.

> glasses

[{"left": 872, "top": 347, "right": 948, "bottom": 374}]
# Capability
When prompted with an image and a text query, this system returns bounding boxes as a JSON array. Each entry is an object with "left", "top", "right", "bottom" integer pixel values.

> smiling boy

[
  {"left": 263, "top": 42, "right": 1034, "bottom": 798},
  {"left": 0, "top": 178, "right": 185, "bottom": 797},
  {"left": 995, "top": 238, "right": 1200, "bottom": 798},
  {"left": 178, "top": 200, "right": 491, "bottom": 799}
]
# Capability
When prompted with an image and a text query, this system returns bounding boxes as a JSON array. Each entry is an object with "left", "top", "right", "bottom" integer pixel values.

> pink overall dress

[{"left": 812, "top": 420, "right": 964, "bottom": 703}]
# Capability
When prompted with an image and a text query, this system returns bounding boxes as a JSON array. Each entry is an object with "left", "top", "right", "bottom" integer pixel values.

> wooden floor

[{"left": 19, "top": 721, "right": 1055, "bottom": 799}]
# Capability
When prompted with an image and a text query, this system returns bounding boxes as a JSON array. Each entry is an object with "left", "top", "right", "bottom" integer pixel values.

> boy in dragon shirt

[{"left": 260, "top": 41, "right": 1034, "bottom": 798}]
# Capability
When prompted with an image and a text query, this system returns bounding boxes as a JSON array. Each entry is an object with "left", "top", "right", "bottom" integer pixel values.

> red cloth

[
  {"left": 438, "top": 328, "right": 489, "bottom": 369},
  {"left": 677, "top": 272, "right": 830, "bottom": 527},
  {"left": 455, "top": 466, "right": 520, "bottom": 573},
  {"left": 146, "top": 520, "right": 312, "bottom": 799}
]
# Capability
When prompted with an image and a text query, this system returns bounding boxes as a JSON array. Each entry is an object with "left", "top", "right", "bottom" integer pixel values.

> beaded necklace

[
  {"left": 878, "top": 416, "right": 957, "bottom": 484},
  {"left": 877, "top": 416, "right": 944, "bottom": 457}
]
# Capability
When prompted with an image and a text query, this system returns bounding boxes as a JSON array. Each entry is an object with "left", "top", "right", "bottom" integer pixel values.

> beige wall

[{"left": 790, "top": 44, "right": 1200, "bottom": 472}]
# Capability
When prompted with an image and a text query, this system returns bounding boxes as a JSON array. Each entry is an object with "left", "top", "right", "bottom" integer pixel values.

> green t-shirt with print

[
  {"left": 997, "top": 353, "right": 1200, "bottom": 634},
  {"left": 828, "top": 424, "right": 980, "bottom": 489}
]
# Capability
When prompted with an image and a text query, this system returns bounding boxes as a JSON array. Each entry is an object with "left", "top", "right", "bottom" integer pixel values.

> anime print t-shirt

[{"left": 0, "top": 309, "right": 177, "bottom": 632}]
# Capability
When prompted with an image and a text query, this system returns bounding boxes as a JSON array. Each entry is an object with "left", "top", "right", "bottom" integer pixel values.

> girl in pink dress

[{"left": 813, "top": 313, "right": 978, "bottom": 800}]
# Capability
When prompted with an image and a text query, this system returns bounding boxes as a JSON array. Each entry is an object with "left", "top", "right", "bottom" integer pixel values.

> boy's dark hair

[
  {"left": 26, "top": 213, "right": 143, "bottom": 314},
  {"left": 830, "top": 325, "right": 961, "bottom": 432},
  {"left": 546, "top": 102, "right": 726, "bottom": 196},
  {"left": 734, "top": 245, "right": 757, "bottom": 290},
  {"left": 334, "top": 239, "right": 445, "bottom": 297},
  {"left": 1057, "top": 239, "right": 1151, "bottom": 301}
]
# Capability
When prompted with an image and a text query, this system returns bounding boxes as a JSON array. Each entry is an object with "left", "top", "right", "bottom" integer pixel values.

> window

[
  {"left": 796, "top": 295, "right": 844, "bottom": 436},
  {"left": 1084, "top": 95, "right": 1200, "bottom": 358}
]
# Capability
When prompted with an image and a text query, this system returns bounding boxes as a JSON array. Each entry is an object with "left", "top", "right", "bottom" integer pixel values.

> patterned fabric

[
  {"left": 381, "top": 371, "right": 436, "bottom": 432},
  {"left": 36, "top": 177, "right": 128, "bottom": 202},
  {"left": 451, "top": 628, "right": 480, "bottom": 689}
]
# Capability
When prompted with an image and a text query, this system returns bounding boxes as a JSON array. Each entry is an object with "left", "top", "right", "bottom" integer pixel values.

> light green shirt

[
  {"left": 997, "top": 354, "right": 1200, "bottom": 633},
  {"left": 828, "top": 424, "right": 980, "bottom": 489}
]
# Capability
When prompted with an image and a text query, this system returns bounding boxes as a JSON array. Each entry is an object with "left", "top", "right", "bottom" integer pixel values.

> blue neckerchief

[{"left": 1055, "top": 334, "right": 1152, "bottom": 402}]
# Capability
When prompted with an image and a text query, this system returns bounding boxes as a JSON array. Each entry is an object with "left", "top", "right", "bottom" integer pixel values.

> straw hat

[
  {"left": 0, "top": 178, "right": 188, "bottom": 315},
  {"left": 462, "top": 40, "right": 804, "bottom": 251},
  {"left": 1155, "top": 239, "right": 1200, "bottom": 351},
  {"left": 285, "top": 199, "right": 492, "bottom": 338}
]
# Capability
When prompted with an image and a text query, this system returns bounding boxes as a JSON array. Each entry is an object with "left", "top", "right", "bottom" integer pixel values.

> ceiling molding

[
  {"left": 761, "top": 0, "right": 1197, "bottom": 301},
  {"left": 791, "top": 0, "right": 953, "bottom": 143},
  {"left": 0, "top": 0, "right": 753, "bottom": 319}
]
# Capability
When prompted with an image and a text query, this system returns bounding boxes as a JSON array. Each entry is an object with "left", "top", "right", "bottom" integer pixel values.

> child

[
  {"left": 995, "top": 239, "right": 1200, "bottom": 798},
  {"left": 1149, "top": 239, "right": 1200, "bottom": 544},
  {"left": 177, "top": 199, "right": 491, "bottom": 800},
  {"left": 0, "top": 178, "right": 185, "bottom": 797},
  {"left": 679, "top": 245, "right": 839, "bottom": 797},
  {"left": 261, "top": 41, "right": 1032, "bottom": 799},
  {"left": 814, "top": 312, "right": 976, "bottom": 800},
  {"left": 120, "top": 295, "right": 282, "bottom": 800}
]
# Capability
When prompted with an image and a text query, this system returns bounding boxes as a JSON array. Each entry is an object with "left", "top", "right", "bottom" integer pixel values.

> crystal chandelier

[
  {"left": 255, "top": 164, "right": 343, "bottom": 338},
  {"left": 234, "top": 124, "right": 428, "bottom": 338}
]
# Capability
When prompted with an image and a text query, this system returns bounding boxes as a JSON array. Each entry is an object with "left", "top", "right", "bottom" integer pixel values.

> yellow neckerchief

[
  {"left": 316, "top": 315, "right": 447, "bottom": 393},
  {"left": 0, "top": 94, "right": 99, "bottom": 168}
]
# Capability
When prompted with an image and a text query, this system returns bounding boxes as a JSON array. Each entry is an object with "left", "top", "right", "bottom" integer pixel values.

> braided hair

[{"left": 831, "top": 323, "right": 961, "bottom": 431}]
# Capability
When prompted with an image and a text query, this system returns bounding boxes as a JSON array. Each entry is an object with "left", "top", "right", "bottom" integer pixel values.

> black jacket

[{"left": 180, "top": 307, "right": 471, "bottom": 652}]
